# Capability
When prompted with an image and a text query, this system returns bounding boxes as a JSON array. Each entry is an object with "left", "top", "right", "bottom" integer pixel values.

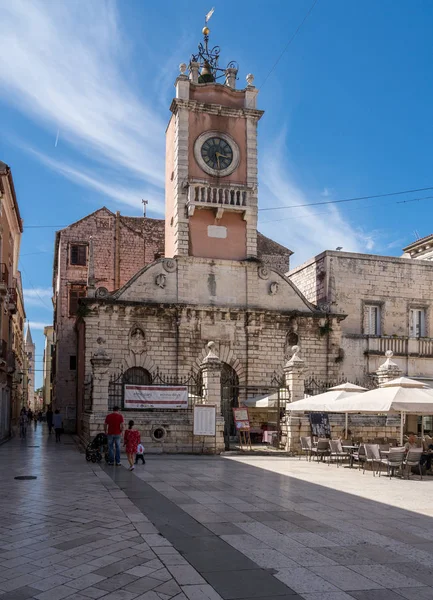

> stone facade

[
  {"left": 0, "top": 161, "right": 24, "bottom": 441},
  {"left": 52, "top": 208, "right": 165, "bottom": 431},
  {"left": 24, "top": 325, "right": 35, "bottom": 409},
  {"left": 43, "top": 325, "right": 54, "bottom": 409},
  {"left": 76, "top": 257, "right": 341, "bottom": 450},
  {"left": 289, "top": 249, "right": 433, "bottom": 384}
]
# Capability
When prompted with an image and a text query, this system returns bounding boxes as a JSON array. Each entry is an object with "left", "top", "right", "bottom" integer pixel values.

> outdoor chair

[
  {"left": 404, "top": 448, "right": 423, "bottom": 480},
  {"left": 299, "top": 436, "right": 312, "bottom": 461},
  {"left": 379, "top": 447, "right": 406, "bottom": 478},
  {"left": 351, "top": 444, "right": 366, "bottom": 469},
  {"left": 328, "top": 439, "right": 350, "bottom": 467},
  {"left": 363, "top": 444, "right": 381, "bottom": 476},
  {"left": 311, "top": 439, "right": 329, "bottom": 462}
]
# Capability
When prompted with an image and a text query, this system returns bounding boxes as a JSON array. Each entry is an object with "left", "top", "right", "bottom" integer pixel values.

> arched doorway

[
  {"left": 123, "top": 367, "right": 152, "bottom": 385},
  {"left": 221, "top": 363, "right": 239, "bottom": 450}
]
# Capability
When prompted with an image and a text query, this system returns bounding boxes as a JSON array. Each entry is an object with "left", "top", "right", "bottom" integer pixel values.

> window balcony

[
  {"left": 186, "top": 182, "right": 250, "bottom": 218},
  {"left": 365, "top": 335, "right": 433, "bottom": 357},
  {"left": 7, "top": 287, "right": 17, "bottom": 314},
  {"left": 0, "top": 264, "right": 8, "bottom": 297}
]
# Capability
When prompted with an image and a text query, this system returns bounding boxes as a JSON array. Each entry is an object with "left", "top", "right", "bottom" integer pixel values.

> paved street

[{"left": 2, "top": 428, "right": 433, "bottom": 600}]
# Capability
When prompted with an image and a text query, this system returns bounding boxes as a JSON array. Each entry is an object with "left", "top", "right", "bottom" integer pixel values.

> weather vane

[{"left": 190, "top": 7, "right": 238, "bottom": 83}]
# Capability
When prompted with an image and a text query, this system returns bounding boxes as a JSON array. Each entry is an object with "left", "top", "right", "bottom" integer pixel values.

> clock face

[{"left": 200, "top": 137, "right": 233, "bottom": 172}]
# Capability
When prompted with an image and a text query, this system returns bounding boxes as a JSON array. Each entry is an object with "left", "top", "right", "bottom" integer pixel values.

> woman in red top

[{"left": 123, "top": 420, "right": 141, "bottom": 471}]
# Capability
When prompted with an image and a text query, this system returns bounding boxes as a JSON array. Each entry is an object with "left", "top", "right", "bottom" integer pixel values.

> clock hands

[{"left": 215, "top": 151, "right": 230, "bottom": 170}]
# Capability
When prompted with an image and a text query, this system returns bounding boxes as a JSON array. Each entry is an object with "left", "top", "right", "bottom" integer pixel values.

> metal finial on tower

[
  {"left": 190, "top": 9, "right": 238, "bottom": 84},
  {"left": 141, "top": 199, "right": 148, "bottom": 217}
]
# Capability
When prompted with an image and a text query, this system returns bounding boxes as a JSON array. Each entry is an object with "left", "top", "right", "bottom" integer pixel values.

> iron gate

[
  {"left": 108, "top": 367, "right": 202, "bottom": 411},
  {"left": 221, "top": 372, "right": 287, "bottom": 450}
]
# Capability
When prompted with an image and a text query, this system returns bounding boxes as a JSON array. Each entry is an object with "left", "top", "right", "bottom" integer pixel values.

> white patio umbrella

[
  {"left": 286, "top": 382, "right": 367, "bottom": 437},
  {"left": 330, "top": 377, "right": 433, "bottom": 445}
]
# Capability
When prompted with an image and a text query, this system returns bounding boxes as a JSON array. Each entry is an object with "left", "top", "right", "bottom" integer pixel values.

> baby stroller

[{"left": 85, "top": 433, "right": 109, "bottom": 463}]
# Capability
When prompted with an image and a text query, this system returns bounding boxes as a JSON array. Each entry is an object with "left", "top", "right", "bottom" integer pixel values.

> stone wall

[{"left": 81, "top": 410, "right": 225, "bottom": 454}]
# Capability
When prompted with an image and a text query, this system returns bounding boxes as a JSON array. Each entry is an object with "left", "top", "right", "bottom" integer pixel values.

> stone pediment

[{"left": 111, "top": 257, "right": 317, "bottom": 313}]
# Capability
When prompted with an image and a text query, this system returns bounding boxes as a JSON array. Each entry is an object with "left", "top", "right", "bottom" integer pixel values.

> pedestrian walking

[
  {"left": 135, "top": 443, "right": 145, "bottom": 465},
  {"left": 123, "top": 420, "right": 141, "bottom": 471},
  {"left": 53, "top": 409, "right": 63, "bottom": 442},
  {"left": 104, "top": 406, "right": 124, "bottom": 466},
  {"left": 46, "top": 406, "right": 53, "bottom": 435},
  {"left": 19, "top": 408, "right": 27, "bottom": 439},
  {"left": 27, "top": 408, "right": 33, "bottom": 425}
]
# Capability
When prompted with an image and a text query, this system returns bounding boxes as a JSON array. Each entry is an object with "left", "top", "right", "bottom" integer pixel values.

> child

[
  {"left": 135, "top": 443, "right": 145, "bottom": 465},
  {"left": 123, "top": 420, "right": 141, "bottom": 471}
]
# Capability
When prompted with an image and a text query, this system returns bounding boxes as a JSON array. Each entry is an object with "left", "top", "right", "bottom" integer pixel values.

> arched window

[{"left": 123, "top": 367, "right": 152, "bottom": 385}]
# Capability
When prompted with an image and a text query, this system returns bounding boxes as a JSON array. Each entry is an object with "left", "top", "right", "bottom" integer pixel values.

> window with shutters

[
  {"left": 70, "top": 244, "right": 87, "bottom": 266},
  {"left": 364, "top": 304, "right": 381, "bottom": 336},
  {"left": 409, "top": 308, "right": 426, "bottom": 338},
  {"left": 69, "top": 287, "right": 86, "bottom": 316}
]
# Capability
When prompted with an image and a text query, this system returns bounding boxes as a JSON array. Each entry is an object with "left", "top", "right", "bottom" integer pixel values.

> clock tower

[{"left": 165, "top": 25, "right": 263, "bottom": 261}]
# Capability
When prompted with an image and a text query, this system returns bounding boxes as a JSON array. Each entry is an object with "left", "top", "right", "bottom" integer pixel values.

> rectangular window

[
  {"left": 409, "top": 308, "right": 426, "bottom": 338},
  {"left": 69, "top": 355, "right": 77, "bottom": 370},
  {"left": 364, "top": 304, "right": 380, "bottom": 335},
  {"left": 69, "top": 287, "right": 86, "bottom": 316},
  {"left": 70, "top": 244, "right": 87, "bottom": 266}
]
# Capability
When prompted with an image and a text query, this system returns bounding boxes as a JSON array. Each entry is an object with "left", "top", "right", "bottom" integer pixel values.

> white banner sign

[
  {"left": 193, "top": 405, "right": 216, "bottom": 436},
  {"left": 124, "top": 385, "right": 188, "bottom": 409}
]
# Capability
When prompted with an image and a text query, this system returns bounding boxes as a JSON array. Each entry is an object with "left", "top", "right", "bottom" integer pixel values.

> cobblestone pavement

[
  {"left": 0, "top": 427, "right": 298, "bottom": 600},
  {"left": 3, "top": 429, "right": 433, "bottom": 600},
  {"left": 130, "top": 453, "right": 433, "bottom": 600}
]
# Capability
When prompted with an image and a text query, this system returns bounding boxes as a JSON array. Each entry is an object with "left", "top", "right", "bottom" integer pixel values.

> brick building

[
  {"left": 52, "top": 208, "right": 165, "bottom": 431},
  {"left": 71, "top": 28, "right": 342, "bottom": 450}
]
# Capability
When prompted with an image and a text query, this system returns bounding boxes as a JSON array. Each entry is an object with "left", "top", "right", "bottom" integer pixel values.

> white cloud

[
  {"left": 23, "top": 287, "right": 52, "bottom": 309},
  {"left": 29, "top": 321, "right": 50, "bottom": 331},
  {"left": 23, "top": 288, "right": 51, "bottom": 299},
  {"left": 23, "top": 149, "right": 165, "bottom": 214},
  {"left": 258, "top": 140, "right": 376, "bottom": 267},
  {"left": 0, "top": 0, "right": 166, "bottom": 205}
]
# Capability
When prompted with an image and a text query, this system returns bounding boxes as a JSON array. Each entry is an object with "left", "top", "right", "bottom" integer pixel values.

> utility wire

[
  {"left": 258, "top": 185, "right": 433, "bottom": 212},
  {"left": 260, "top": 194, "right": 433, "bottom": 224},
  {"left": 19, "top": 263, "right": 52, "bottom": 311},
  {"left": 258, "top": 0, "right": 319, "bottom": 91}
]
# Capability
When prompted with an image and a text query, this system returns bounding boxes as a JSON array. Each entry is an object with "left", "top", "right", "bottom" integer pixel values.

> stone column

[
  {"left": 376, "top": 350, "right": 402, "bottom": 386},
  {"left": 284, "top": 345, "right": 305, "bottom": 401},
  {"left": 225, "top": 67, "right": 238, "bottom": 89},
  {"left": 199, "top": 342, "right": 225, "bottom": 453},
  {"left": 189, "top": 61, "right": 199, "bottom": 84},
  {"left": 90, "top": 348, "right": 112, "bottom": 413},
  {"left": 284, "top": 345, "right": 306, "bottom": 453},
  {"left": 199, "top": 342, "right": 222, "bottom": 412}
]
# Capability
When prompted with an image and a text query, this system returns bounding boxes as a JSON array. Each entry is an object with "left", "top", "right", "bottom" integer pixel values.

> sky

[{"left": 1, "top": 0, "right": 433, "bottom": 386}]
